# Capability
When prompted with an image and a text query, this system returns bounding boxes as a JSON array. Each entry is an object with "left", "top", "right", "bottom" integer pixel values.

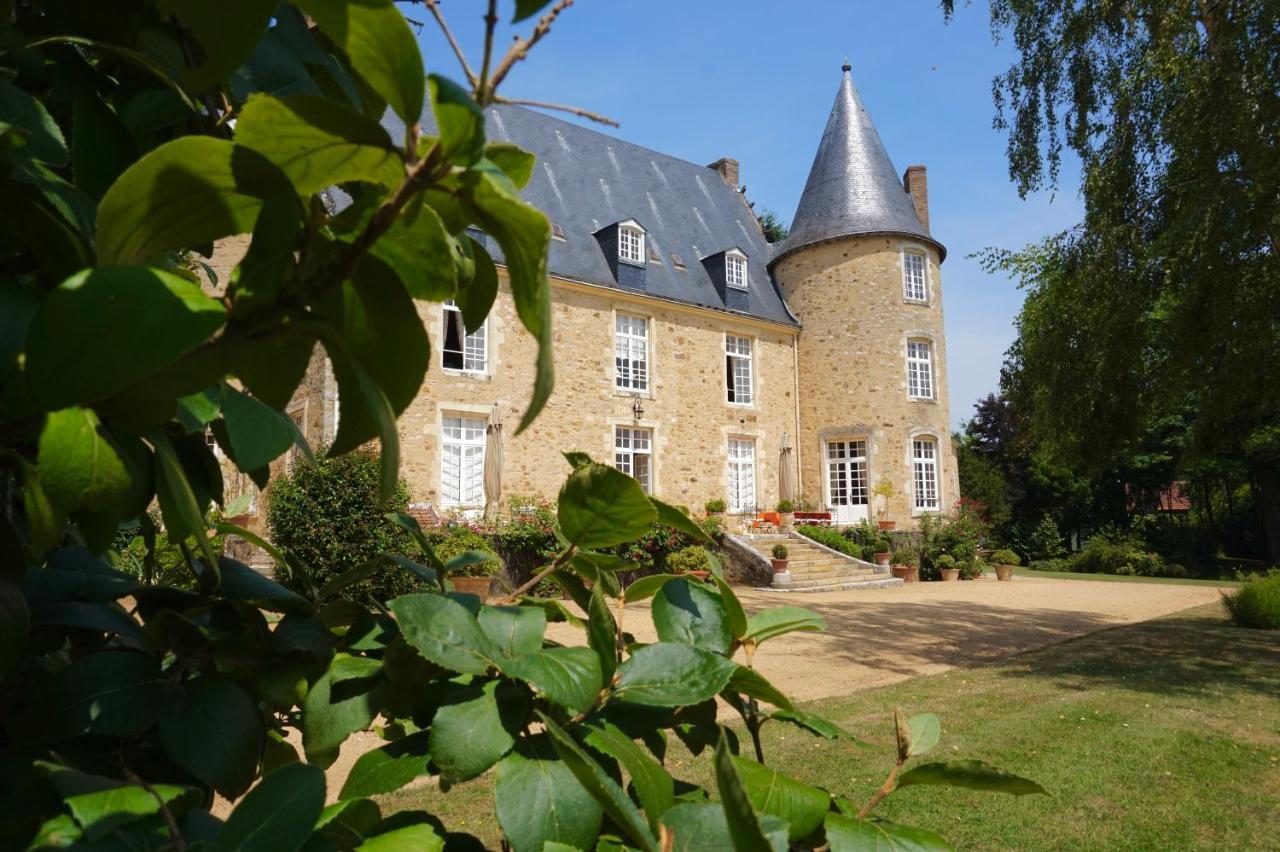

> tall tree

[{"left": 950, "top": 0, "right": 1280, "bottom": 559}]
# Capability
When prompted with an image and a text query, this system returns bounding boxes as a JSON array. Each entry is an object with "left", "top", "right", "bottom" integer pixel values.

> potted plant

[
  {"left": 704, "top": 498, "right": 727, "bottom": 518},
  {"left": 667, "top": 546, "right": 712, "bottom": 581},
  {"left": 770, "top": 543, "right": 789, "bottom": 573},
  {"left": 872, "top": 480, "right": 898, "bottom": 531},
  {"left": 873, "top": 531, "right": 892, "bottom": 567},
  {"left": 890, "top": 545, "right": 919, "bottom": 582},
  {"left": 991, "top": 548, "right": 1021, "bottom": 581},
  {"left": 776, "top": 499, "right": 795, "bottom": 528},
  {"left": 935, "top": 553, "right": 960, "bottom": 582}
]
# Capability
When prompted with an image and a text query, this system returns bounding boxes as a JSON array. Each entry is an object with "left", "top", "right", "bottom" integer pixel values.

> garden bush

[
  {"left": 797, "top": 524, "right": 861, "bottom": 558},
  {"left": 666, "top": 545, "right": 712, "bottom": 574},
  {"left": 1030, "top": 515, "right": 1066, "bottom": 560},
  {"left": 992, "top": 548, "right": 1022, "bottom": 566},
  {"left": 425, "top": 523, "right": 500, "bottom": 577},
  {"left": 934, "top": 554, "right": 956, "bottom": 571},
  {"left": 1222, "top": 571, "right": 1280, "bottom": 629}
]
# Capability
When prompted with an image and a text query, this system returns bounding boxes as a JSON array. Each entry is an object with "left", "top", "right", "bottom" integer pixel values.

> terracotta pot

[
  {"left": 451, "top": 576, "right": 494, "bottom": 601},
  {"left": 995, "top": 564, "right": 1015, "bottom": 581},
  {"left": 878, "top": 520, "right": 896, "bottom": 531},
  {"left": 770, "top": 558, "right": 789, "bottom": 573},
  {"left": 940, "top": 567, "right": 960, "bottom": 582},
  {"left": 687, "top": 570, "right": 711, "bottom": 582},
  {"left": 891, "top": 564, "right": 918, "bottom": 583},
  {"left": 780, "top": 512, "right": 795, "bottom": 529},
  {"left": 874, "top": 552, "right": 891, "bottom": 567}
]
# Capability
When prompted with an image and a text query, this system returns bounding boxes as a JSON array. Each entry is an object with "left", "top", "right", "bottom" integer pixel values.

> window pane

[
  {"left": 903, "top": 252, "right": 927, "bottom": 301},
  {"left": 441, "top": 416, "right": 487, "bottom": 506}
]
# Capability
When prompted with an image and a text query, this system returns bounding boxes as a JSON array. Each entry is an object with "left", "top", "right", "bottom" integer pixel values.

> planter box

[
  {"left": 891, "top": 565, "right": 918, "bottom": 583},
  {"left": 940, "top": 567, "right": 960, "bottom": 582},
  {"left": 874, "top": 552, "right": 891, "bottom": 567},
  {"left": 878, "top": 520, "right": 896, "bottom": 531},
  {"left": 994, "top": 564, "right": 1015, "bottom": 581},
  {"left": 779, "top": 512, "right": 795, "bottom": 529}
]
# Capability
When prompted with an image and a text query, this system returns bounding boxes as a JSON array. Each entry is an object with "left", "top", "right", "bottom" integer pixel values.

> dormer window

[
  {"left": 725, "top": 251, "right": 748, "bottom": 290},
  {"left": 618, "top": 223, "right": 645, "bottom": 265}
]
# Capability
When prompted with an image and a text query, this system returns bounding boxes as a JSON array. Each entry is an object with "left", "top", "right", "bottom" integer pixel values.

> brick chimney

[
  {"left": 707, "top": 157, "right": 739, "bottom": 188},
  {"left": 902, "top": 164, "right": 929, "bottom": 231}
]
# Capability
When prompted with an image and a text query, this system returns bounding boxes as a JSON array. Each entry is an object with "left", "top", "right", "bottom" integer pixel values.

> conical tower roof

[{"left": 772, "top": 65, "right": 945, "bottom": 265}]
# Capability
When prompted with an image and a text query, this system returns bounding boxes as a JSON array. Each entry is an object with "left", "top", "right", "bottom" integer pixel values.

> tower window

[
  {"left": 725, "top": 334, "right": 754, "bottom": 405},
  {"left": 442, "top": 301, "right": 486, "bottom": 373},
  {"left": 725, "top": 251, "right": 748, "bottom": 290},
  {"left": 906, "top": 339, "right": 934, "bottom": 400},
  {"left": 614, "top": 426, "right": 653, "bottom": 493},
  {"left": 618, "top": 225, "right": 645, "bottom": 265},
  {"left": 912, "top": 437, "right": 940, "bottom": 511},
  {"left": 614, "top": 313, "right": 649, "bottom": 392},
  {"left": 903, "top": 250, "right": 927, "bottom": 302}
]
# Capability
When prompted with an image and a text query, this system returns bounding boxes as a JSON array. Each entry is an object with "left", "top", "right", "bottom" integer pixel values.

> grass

[
  {"left": 1013, "top": 565, "right": 1242, "bottom": 587},
  {"left": 380, "top": 605, "right": 1280, "bottom": 850}
]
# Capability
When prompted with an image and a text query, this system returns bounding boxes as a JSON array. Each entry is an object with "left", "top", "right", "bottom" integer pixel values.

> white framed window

[
  {"left": 726, "top": 437, "right": 756, "bottom": 512},
  {"left": 441, "top": 415, "right": 486, "bottom": 507},
  {"left": 826, "top": 439, "right": 868, "bottom": 507},
  {"left": 902, "top": 250, "right": 928, "bottom": 302},
  {"left": 442, "top": 301, "right": 486, "bottom": 373},
  {"left": 907, "top": 339, "right": 934, "bottom": 400},
  {"left": 614, "top": 314, "right": 649, "bottom": 392},
  {"left": 614, "top": 426, "right": 653, "bottom": 493},
  {"left": 912, "top": 437, "right": 940, "bottom": 511},
  {"left": 725, "top": 251, "right": 748, "bottom": 290},
  {"left": 725, "top": 334, "right": 753, "bottom": 405},
  {"left": 618, "top": 225, "right": 645, "bottom": 265}
]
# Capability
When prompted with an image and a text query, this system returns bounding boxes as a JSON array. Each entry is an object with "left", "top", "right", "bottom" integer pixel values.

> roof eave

[{"left": 768, "top": 229, "right": 948, "bottom": 269}]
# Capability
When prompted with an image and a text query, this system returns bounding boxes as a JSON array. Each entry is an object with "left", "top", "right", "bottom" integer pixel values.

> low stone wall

[{"left": 720, "top": 535, "right": 774, "bottom": 586}]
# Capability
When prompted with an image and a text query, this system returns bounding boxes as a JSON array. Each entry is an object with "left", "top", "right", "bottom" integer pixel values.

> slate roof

[
  {"left": 382, "top": 104, "right": 798, "bottom": 326},
  {"left": 773, "top": 67, "right": 946, "bottom": 265}
]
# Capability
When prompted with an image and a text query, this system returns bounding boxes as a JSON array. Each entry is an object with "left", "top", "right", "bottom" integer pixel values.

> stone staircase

[{"left": 737, "top": 533, "right": 903, "bottom": 592}]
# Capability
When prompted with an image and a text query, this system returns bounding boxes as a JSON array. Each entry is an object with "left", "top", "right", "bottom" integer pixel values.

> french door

[{"left": 825, "top": 439, "right": 869, "bottom": 524}]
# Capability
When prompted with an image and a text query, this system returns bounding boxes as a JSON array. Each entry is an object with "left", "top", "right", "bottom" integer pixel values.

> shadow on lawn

[{"left": 996, "top": 608, "right": 1280, "bottom": 699}]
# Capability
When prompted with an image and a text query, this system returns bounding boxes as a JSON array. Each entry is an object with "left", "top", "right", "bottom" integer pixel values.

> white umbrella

[
  {"left": 778, "top": 431, "right": 795, "bottom": 506},
  {"left": 483, "top": 403, "right": 504, "bottom": 519}
]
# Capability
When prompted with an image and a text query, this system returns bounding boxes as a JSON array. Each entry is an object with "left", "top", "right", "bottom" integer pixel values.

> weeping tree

[{"left": 946, "top": 0, "right": 1280, "bottom": 559}]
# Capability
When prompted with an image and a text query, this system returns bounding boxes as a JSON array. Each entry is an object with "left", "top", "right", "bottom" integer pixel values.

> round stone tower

[{"left": 770, "top": 65, "right": 957, "bottom": 529}]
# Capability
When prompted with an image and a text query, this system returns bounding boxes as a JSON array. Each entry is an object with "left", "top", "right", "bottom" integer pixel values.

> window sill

[
  {"left": 442, "top": 368, "right": 491, "bottom": 380},
  {"left": 726, "top": 401, "right": 757, "bottom": 410},
  {"left": 618, "top": 257, "right": 646, "bottom": 269},
  {"left": 903, "top": 298, "right": 931, "bottom": 307},
  {"left": 911, "top": 507, "right": 942, "bottom": 518},
  {"left": 907, "top": 396, "right": 938, "bottom": 404},
  {"left": 615, "top": 388, "right": 654, "bottom": 400}
]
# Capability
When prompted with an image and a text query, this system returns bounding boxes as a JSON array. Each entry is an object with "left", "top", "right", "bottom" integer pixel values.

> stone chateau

[{"left": 223, "top": 65, "right": 958, "bottom": 529}]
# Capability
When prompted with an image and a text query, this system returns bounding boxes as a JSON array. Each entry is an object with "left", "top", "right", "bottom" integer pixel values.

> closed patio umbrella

[
  {"left": 778, "top": 431, "right": 795, "bottom": 506},
  {"left": 483, "top": 404, "right": 504, "bottom": 519}
]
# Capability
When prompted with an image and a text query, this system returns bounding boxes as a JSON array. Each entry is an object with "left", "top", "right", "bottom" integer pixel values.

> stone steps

[{"left": 740, "top": 531, "right": 899, "bottom": 592}]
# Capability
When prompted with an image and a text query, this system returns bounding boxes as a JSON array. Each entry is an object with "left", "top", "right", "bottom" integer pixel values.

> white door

[{"left": 826, "top": 439, "right": 869, "bottom": 525}]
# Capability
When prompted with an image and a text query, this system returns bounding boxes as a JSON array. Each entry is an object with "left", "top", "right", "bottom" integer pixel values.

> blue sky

[{"left": 411, "top": 0, "right": 1083, "bottom": 428}]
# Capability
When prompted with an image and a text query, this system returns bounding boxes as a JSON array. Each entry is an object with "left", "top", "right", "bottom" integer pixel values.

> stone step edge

[{"left": 755, "top": 577, "right": 904, "bottom": 593}]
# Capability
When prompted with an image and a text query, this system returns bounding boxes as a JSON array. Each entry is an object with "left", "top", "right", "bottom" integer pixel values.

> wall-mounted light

[{"left": 631, "top": 393, "right": 645, "bottom": 420}]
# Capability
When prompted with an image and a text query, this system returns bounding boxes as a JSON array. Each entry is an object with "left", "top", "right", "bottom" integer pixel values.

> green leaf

[
  {"left": 0, "top": 581, "right": 29, "bottom": 676},
  {"left": 71, "top": 89, "right": 136, "bottom": 199},
  {"left": 650, "top": 497, "right": 713, "bottom": 545},
  {"left": 0, "top": 180, "right": 92, "bottom": 281},
  {"left": 429, "top": 75, "right": 484, "bottom": 165},
  {"left": 36, "top": 407, "right": 131, "bottom": 514},
  {"left": 221, "top": 386, "right": 305, "bottom": 471},
  {"left": 45, "top": 650, "right": 164, "bottom": 740},
  {"left": 302, "top": 654, "right": 386, "bottom": 767},
  {"left": 316, "top": 797, "right": 382, "bottom": 847},
  {"left": 731, "top": 756, "right": 830, "bottom": 841},
  {"left": 159, "top": 677, "right": 263, "bottom": 798},
  {"left": 262, "top": 729, "right": 300, "bottom": 775},
  {"left": 660, "top": 802, "right": 788, "bottom": 851},
  {"left": 896, "top": 760, "right": 1048, "bottom": 796},
  {"left": 39, "top": 764, "right": 192, "bottom": 843},
  {"left": 495, "top": 734, "right": 603, "bottom": 852},
  {"left": 558, "top": 462, "right": 656, "bottom": 550},
  {"left": 216, "top": 556, "right": 311, "bottom": 612},
  {"left": 0, "top": 80, "right": 68, "bottom": 165},
  {"left": 95, "top": 136, "right": 281, "bottom": 265},
  {"left": 726, "top": 666, "right": 794, "bottom": 712},
  {"left": 623, "top": 573, "right": 681, "bottom": 603},
  {"left": 478, "top": 605, "right": 546, "bottom": 659},
  {"left": 541, "top": 715, "right": 658, "bottom": 852},
  {"left": 219, "top": 762, "right": 325, "bottom": 852},
  {"left": 235, "top": 94, "right": 405, "bottom": 196},
  {"left": 461, "top": 167, "right": 553, "bottom": 432},
  {"left": 613, "top": 643, "right": 736, "bottom": 707},
  {"left": 28, "top": 35, "right": 200, "bottom": 112},
  {"left": 652, "top": 578, "right": 731, "bottom": 655},
  {"left": 454, "top": 235, "right": 499, "bottom": 333},
  {"left": 502, "top": 646, "right": 602, "bottom": 714},
  {"left": 339, "top": 731, "right": 431, "bottom": 799},
  {"left": 25, "top": 267, "right": 226, "bottom": 412},
  {"left": 711, "top": 574, "right": 748, "bottom": 639},
  {"left": 444, "top": 549, "right": 502, "bottom": 575},
  {"left": 587, "top": 583, "right": 618, "bottom": 684},
  {"left": 768, "top": 709, "right": 859, "bottom": 741},
  {"left": 743, "top": 606, "right": 826, "bottom": 645},
  {"left": 713, "top": 732, "right": 777, "bottom": 852},
  {"left": 156, "top": 0, "right": 278, "bottom": 91},
  {"left": 824, "top": 813, "right": 953, "bottom": 851},
  {"left": 486, "top": 142, "right": 536, "bottom": 189},
  {"left": 512, "top": 0, "right": 555, "bottom": 22},
  {"left": 430, "top": 679, "right": 528, "bottom": 781},
  {"left": 583, "top": 722, "right": 674, "bottom": 832},
  {"left": 296, "top": 0, "right": 424, "bottom": 125},
  {"left": 905, "top": 714, "right": 940, "bottom": 757},
  {"left": 369, "top": 201, "right": 457, "bottom": 301},
  {"left": 228, "top": 195, "right": 303, "bottom": 320},
  {"left": 357, "top": 823, "right": 445, "bottom": 851},
  {"left": 389, "top": 592, "right": 499, "bottom": 675}
]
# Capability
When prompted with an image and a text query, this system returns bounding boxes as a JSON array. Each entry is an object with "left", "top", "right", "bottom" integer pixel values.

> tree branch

[
  {"left": 419, "top": 0, "right": 478, "bottom": 87},
  {"left": 485, "top": 0, "right": 573, "bottom": 99},
  {"left": 492, "top": 95, "right": 618, "bottom": 127},
  {"left": 496, "top": 545, "right": 577, "bottom": 602},
  {"left": 476, "top": 0, "right": 499, "bottom": 103}
]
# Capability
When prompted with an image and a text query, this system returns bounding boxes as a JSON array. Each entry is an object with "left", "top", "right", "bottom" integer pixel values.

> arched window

[{"left": 912, "top": 436, "right": 940, "bottom": 511}]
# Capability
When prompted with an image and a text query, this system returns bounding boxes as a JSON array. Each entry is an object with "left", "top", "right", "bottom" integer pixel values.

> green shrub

[
  {"left": 992, "top": 548, "right": 1021, "bottom": 566},
  {"left": 266, "top": 448, "right": 417, "bottom": 604},
  {"left": 797, "top": 524, "right": 859, "bottom": 557},
  {"left": 426, "top": 524, "right": 500, "bottom": 577},
  {"left": 934, "top": 553, "right": 957, "bottom": 571},
  {"left": 1222, "top": 571, "right": 1280, "bottom": 629},
  {"left": 114, "top": 510, "right": 229, "bottom": 591},
  {"left": 666, "top": 546, "right": 711, "bottom": 575},
  {"left": 959, "top": 559, "right": 985, "bottom": 580},
  {"left": 1030, "top": 557, "right": 1072, "bottom": 572},
  {"left": 776, "top": 499, "right": 795, "bottom": 513},
  {"left": 1071, "top": 530, "right": 1164, "bottom": 576},
  {"left": 698, "top": 513, "right": 725, "bottom": 542},
  {"left": 1030, "top": 515, "right": 1066, "bottom": 560},
  {"left": 771, "top": 543, "right": 789, "bottom": 559},
  {"left": 704, "top": 498, "right": 727, "bottom": 514}
]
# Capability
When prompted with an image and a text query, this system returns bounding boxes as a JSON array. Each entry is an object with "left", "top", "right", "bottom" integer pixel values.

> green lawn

[
  {"left": 380, "top": 605, "right": 1280, "bottom": 850},
  {"left": 1013, "top": 565, "right": 1242, "bottom": 587}
]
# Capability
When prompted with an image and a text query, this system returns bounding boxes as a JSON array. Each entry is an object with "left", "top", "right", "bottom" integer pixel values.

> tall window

[
  {"left": 614, "top": 314, "right": 649, "bottom": 392},
  {"left": 907, "top": 339, "right": 934, "bottom": 399},
  {"left": 442, "top": 301, "right": 486, "bottom": 373},
  {"left": 726, "top": 252, "right": 748, "bottom": 290},
  {"left": 726, "top": 438, "right": 756, "bottom": 512},
  {"left": 826, "top": 439, "right": 868, "bottom": 507},
  {"left": 614, "top": 426, "right": 652, "bottom": 493},
  {"left": 912, "top": 437, "right": 940, "bottom": 511},
  {"left": 902, "top": 250, "right": 927, "bottom": 302},
  {"left": 441, "top": 415, "right": 486, "bottom": 507},
  {"left": 725, "top": 334, "right": 753, "bottom": 405},
  {"left": 618, "top": 225, "right": 645, "bottom": 264}
]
